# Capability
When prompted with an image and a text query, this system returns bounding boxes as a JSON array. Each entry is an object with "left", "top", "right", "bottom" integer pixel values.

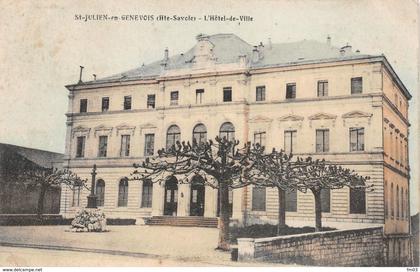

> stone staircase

[{"left": 145, "top": 216, "right": 218, "bottom": 228}]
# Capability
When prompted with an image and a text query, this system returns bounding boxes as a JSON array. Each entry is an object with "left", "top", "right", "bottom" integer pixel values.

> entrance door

[
  {"left": 164, "top": 177, "right": 178, "bottom": 216},
  {"left": 190, "top": 176, "right": 205, "bottom": 216}
]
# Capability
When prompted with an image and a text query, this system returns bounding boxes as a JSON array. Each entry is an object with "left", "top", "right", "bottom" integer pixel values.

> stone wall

[{"left": 238, "top": 227, "right": 386, "bottom": 266}]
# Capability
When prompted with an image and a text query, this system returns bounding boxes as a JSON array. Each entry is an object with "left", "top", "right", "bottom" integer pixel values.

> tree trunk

[
  {"left": 37, "top": 184, "right": 47, "bottom": 218},
  {"left": 313, "top": 189, "right": 322, "bottom": 232},
  {"left": 217, "top": 181, "right": 230, "bottom": 251},
  {"left": 277, "top": 187, "right": 286, "bottom": 235}
]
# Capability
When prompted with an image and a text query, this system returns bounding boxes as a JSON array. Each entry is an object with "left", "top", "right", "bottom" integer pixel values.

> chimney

[
  {"left": 93, "top": 74, "right": 96, "bottom": 81},
  {"left": 340, "top": 43, "right": 352, "bottom": 56},
  {"left": 252, "top": 46, "right": 259, "bottom": 63},
  {"left": 326, "top": 35, "right": 331, "bottom": 46},
  {"left": 164, "top": 47, "right": 169, "bottom": 62},
  {"left": 78, "top": 66, "right": 84, "bottom": 84},
  {"left": 257, "top": 42, "right": 264, "bottom": 60},
  {"left": 267, "top": 38, "right": 272, "bottom": 50},
  {"left": 238, "top": 55, "right": 247, "bottom": 67}
]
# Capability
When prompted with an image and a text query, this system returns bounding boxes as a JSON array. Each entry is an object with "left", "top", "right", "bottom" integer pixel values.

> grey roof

[
  {"left": 0, "top": 143, "right": 63, "bottom": 169},
  {"left": 84, "top": 33, "right": 372, "bottom": 85}
]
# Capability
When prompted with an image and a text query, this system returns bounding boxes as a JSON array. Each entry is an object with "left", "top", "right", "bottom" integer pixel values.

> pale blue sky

[{"left": 0, "top": 0, "right": 418, "bottom": 213}]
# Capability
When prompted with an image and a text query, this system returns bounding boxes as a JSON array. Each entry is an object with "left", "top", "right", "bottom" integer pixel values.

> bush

[
  {"left": 70, "top": 209, "right": 107, "bottom": 232},
  {"left": 230, "top": 224, "right": 335, "bottom": 244}
]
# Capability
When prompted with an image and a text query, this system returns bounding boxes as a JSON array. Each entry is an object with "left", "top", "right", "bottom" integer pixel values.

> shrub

[{"left": 70, "top": 209, "right": 107, "bottom": 232}]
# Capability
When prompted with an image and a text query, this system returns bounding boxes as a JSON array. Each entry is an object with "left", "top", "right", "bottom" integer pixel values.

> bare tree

[
  {"left": 19, "top": 166, "right": 87, "bottom": 217},
  {"left": 248, "top": 145, "right": 296, "bottom": 235},
  {"left": 132, "top": 137, "right": 255, "bottom": 250},
  {"left": 293, "top": 157, "right": 372, "bottom": 231}
]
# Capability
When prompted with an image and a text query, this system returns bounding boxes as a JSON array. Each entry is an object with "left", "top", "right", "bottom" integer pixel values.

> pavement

[{"left": 0, "top": 225, "right": 288, "bottom": 266}]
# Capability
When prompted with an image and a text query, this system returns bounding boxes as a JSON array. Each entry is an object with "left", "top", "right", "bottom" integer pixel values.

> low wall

[{"left": 238, "top": 227, "right": 386, "bottom": 266}]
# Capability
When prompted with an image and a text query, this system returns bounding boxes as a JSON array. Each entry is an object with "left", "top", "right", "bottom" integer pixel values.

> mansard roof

[{"left": 67, "top": 33, "right": 411, "bottom": 99}]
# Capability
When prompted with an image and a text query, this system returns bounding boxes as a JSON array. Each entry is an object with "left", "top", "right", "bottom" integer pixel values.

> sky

[{"left": 0, "top": 0, "right": 418, "bottom": 213}]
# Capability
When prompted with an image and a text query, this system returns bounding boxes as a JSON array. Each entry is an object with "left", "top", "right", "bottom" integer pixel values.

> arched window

[
  {"left": 405, "top": 189, "right": 408, "bottom": 220},
  {"left": 118, "top": 178, "right": 129, "bottom": 207},
  {"left": 72, "top": 185, "right": 81, "bottom": 207},
  {"left": 192, "top": 123, "right": 207, "bottom": 145},
  {"left": 141, "top": 179, "right": 153, "bottom": 208},
  {"left": 96, "top": 179, "right": 105, "bottom": 207},
  {"left": 166, "top": 125, "right": 181, "bottom": 150},
  {"left": 219, "top": 122, "right": 235, "bottom": 141}
]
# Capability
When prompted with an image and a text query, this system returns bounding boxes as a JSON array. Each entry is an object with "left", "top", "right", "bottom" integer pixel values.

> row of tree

[{"left": 132, "top": 137, "right": 372, "bottom": 251}]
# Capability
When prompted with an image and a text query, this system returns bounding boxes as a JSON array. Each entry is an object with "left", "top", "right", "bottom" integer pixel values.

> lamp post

[{"left": 86, "top": 164, "right": 98, "bottom": 209}]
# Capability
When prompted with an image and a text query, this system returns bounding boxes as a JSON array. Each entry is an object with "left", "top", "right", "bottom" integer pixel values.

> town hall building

[{"left": 60, "top": 33, "right": 411, "bottom": 259}]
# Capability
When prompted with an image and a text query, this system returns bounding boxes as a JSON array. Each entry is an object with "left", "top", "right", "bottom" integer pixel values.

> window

[
  {"left": 391, "top": 183, "right": 394, "bottom": 218},
  {"left": 351, "top": 77, "right": 363, "bottom": 94},
  {"left": 97, "top": 136, "right": 108, "bottom": 157},
  {"left": 76, "top": 136, "right": 85, "bottom": 158},
  {"left": 96, "top": 179, "right": 105, "bottom": 207},
  {"left": 166, "top": 125, "right": 181, "bottom": 150},
  {"left": 321, "top": 188, "right": 330, "bottom": 213},
  {"left": 196, "top": 89, "right": 204, "bottom": 104},
  {"left": 252, "top": 186, "right": 266, "bottom": 211},
  {"left": 284, "top": 130, "right": 296, "bottom": 154},
  {"left": 256, "top": 86, "right": 265, "bottom": 101},
  {"left": 123, "top": 96, "right": 132, "bottom": 110},
  {"left": 79, "top": 99, "right": 87, "bottom": 113},
  {"left": 192, "top": 124, "right": 207, "bottom": 145},
  {"left": 141, "top": 179, "right": 153, "bottom": 208},
  {"left": 254, "top": 131, "right": 266, "bottom": 147},
  {"left": 405, "top": 190, "right": 408, "bottom": 220},
  {"left": 400, "top": 140, "right": 404, "bottom": 164},
  {"left": 144, "top": 134, "right": 155, "bottom": 156},
  {"left": 170, "top": 91, "right": 179, "bottom": 106},
  {"left": 401, "top": 187, "right": 404, "bottom": 220},
  {"left": 286, "top": 83, "right": 296, "bottom": 99},
  {"left": 72, "top": 185, "right": 81, "bottom": 207},
  {"left": 120, "top": 135, "right": 131, "bottom": 157},
  {"left": 385, "top": 180, "right": 388, "bottom": 219},
  {"left": 350, "top": 128, "right": 364, "bottom": 151},
  {"left": 316, "top": 129, "right": 329, "bottom": 153},
  {"left": 219, "top": 122, "right": 235, "bottom": 141},
  {"left": 223, "top": 87, "right": 232, "bottom": 102},
  {"left": 101, "top": 97, "right": 109, "bottom": 112},
  {"left": 285, "top": 190, "right": 297, "bottom": 212},
  {"left": 349, "top": 187, "right": 366, "bottom": 214},
  {"left": 396, "top": 186, "right": 400, "bottom": 219},
  {"left": 147, "top": 94, "right": 155, "bottom": 109},
  {"left": 317, "top": 80, "right": 328, "bottom": 97},
  {"left": 118, "top": 178, "right": 129, "bottom": 207}
]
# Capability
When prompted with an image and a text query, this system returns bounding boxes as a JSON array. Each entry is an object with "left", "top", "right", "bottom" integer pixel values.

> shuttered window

[
  {"left": 321, "top": 188, "right": 330, "bottom": 213},
  {"left": 350, "top": 187, "right": 366, "bottom": 214},
  {"left": 252, "top": 186, "right": 266, "bottom": 211},
  {"left": 96, "top": 180, "right": 105, "bottom": 207},
  {"left": 316, "top": 129, "right": 329, "bottom": 152},
  {"left": 285, "top": 190, "right": 297, "bottom": 212},
  {"left": 351, "top": 77, "right": 363, "bottom": 94},
  {"left": 141, "top": 180, "right": 153, "bottom": 208},
  {"left": 118, "top": 178, "right": 129, "bottom": 207}
]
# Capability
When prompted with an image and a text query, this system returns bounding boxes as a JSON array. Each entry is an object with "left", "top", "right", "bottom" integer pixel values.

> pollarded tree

[
  {"left": 131, "top": 137, "right": 255, "bottom": 251},
  {"left": 293, "top": 157, "right": 372, "bottom": 231},
  {"left": 19, "top": 165, "right": 87, "bottom": 217},
  {"left": 247, "top": 145, "right": 296, "bottom": 235}
]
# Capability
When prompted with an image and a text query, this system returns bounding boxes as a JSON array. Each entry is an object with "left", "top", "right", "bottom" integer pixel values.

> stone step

[{"left": 146, "top": 216, "right": 218, "bottom": 228}]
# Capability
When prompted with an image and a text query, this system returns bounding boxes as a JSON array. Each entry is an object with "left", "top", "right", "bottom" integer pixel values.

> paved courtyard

[{"left": 0, "top": 225, "right": 288, "bottom": 266}]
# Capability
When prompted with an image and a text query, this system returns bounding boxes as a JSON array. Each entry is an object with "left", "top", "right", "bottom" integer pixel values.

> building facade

[{"left": 60, "top": 34, "right": 411, "bottom": 258}]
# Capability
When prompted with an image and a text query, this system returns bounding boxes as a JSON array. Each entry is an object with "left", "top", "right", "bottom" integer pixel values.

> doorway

[
  {"left": 164, "top": 176, "right": 178, "bottom": 216},
  {"left": 190, "top": 175, "right": 205, "bottom": 216}
]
